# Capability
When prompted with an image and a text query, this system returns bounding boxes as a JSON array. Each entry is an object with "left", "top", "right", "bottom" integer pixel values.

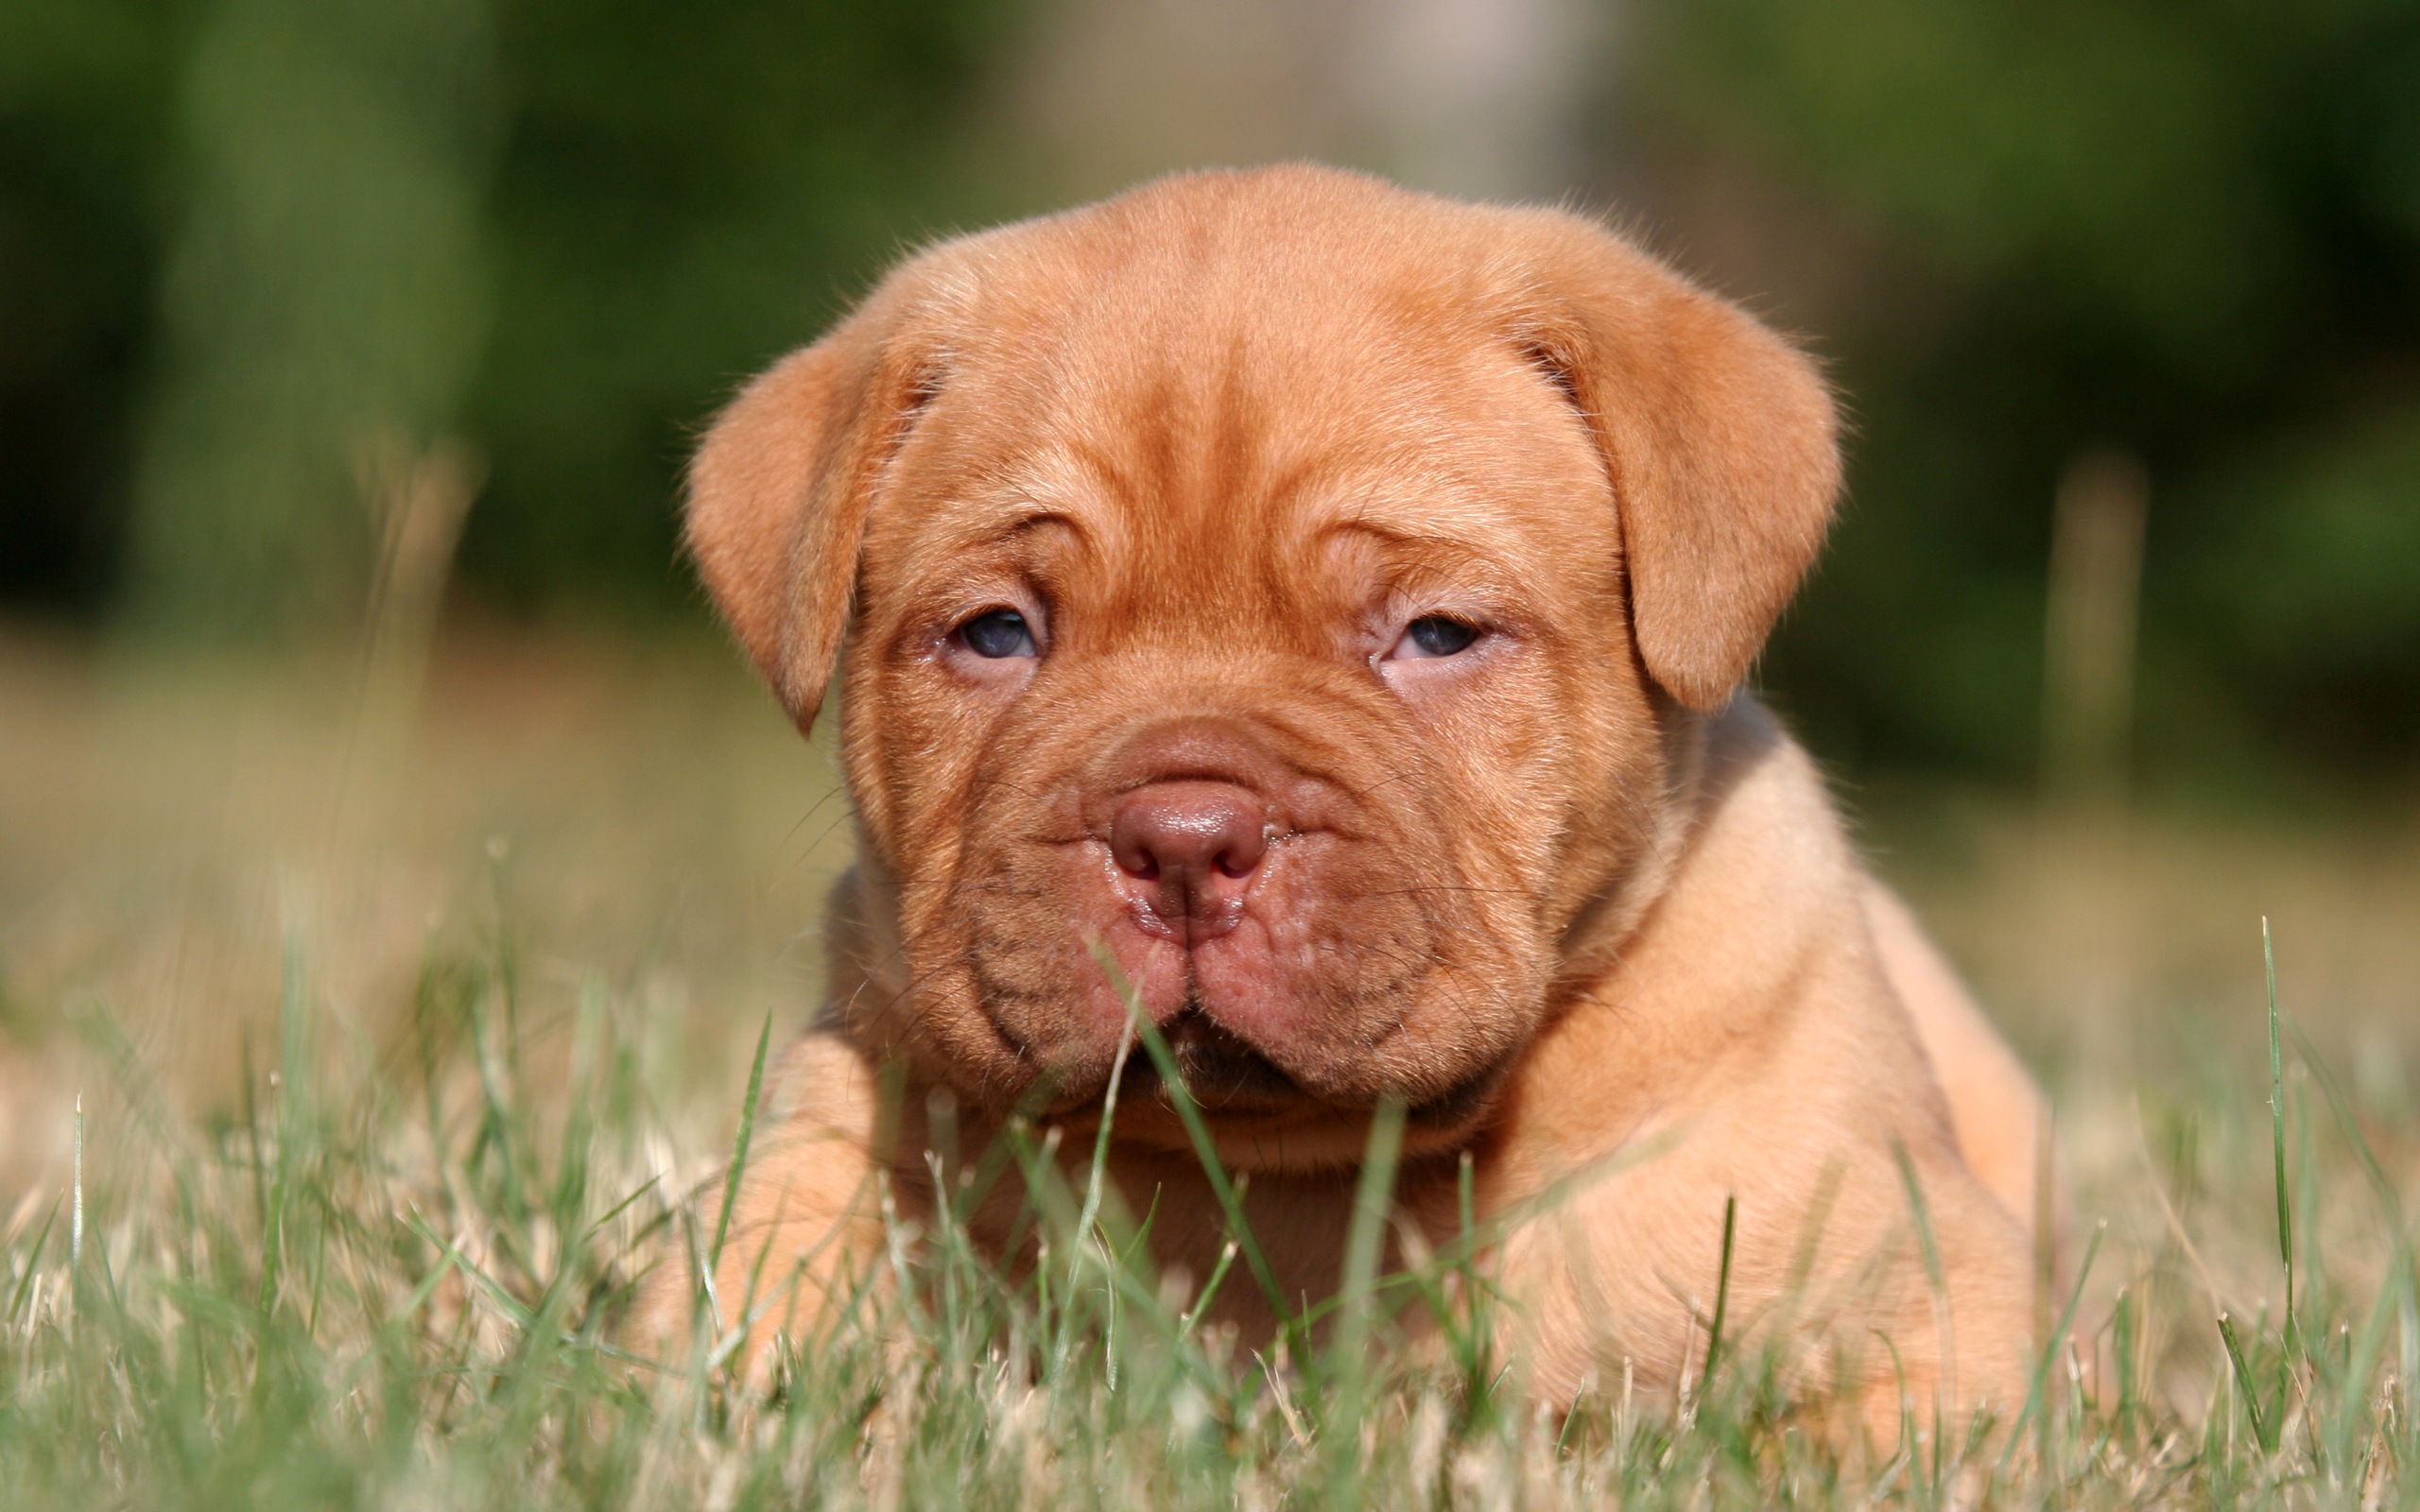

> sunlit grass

[{"left": 5, "top": 907, "right": 2417, "bottom": 1508}]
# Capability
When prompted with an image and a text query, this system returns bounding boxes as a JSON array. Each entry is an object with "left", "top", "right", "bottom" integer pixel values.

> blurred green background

[{"left": 3, "top": 0, "right": 2416, "bottom": 797}]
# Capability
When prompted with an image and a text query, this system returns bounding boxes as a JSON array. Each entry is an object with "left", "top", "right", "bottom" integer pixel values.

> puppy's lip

[
  {"left": 1120, "top": 891, "right": 1250, "bottom": 945},
  {"left": 997, "top": 991, "right": 1525, "bottom": 1133},
  {"left": 1398, "top": 1057, "right": 1516, "bottom": 1134},
  {"left": 1001, "top": 1005, "right": 1314, "bottom": 1119},
  {"left": 1119, "top": 1008, "right": 1305, "bottom": 1113}
]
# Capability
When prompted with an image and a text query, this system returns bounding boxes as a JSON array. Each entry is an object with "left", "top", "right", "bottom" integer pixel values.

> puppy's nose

[{"left": 1109, "top": 782, "right": 1269, "bottom": 941}]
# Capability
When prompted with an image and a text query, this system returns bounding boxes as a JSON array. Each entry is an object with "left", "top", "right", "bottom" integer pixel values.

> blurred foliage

[
  {"left": 0, "top": 0, "right": 179, "bottom": 613},
  {"left": 1631, "top": 0, "right": 2420, "bottom": 784},
  {"left": 128, "top": 0, "right": 501, "bottom": 636},
  {"left": 464, "top": 0, "right": 1017, "bottom": 611},
  {"left": 0, "top": 0, "right": 1014, "bottom": 628},
  {"left": 1, "top": 0, "right": 2415, "bottom": 788}
]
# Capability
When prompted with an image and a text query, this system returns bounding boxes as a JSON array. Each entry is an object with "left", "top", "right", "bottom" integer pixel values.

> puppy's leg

[
  {"left": 1845, "top": 1147, "right": 2037, "bottom": 1451},
  {"left": 1492, "top": 1119, "right": 2031, "bottom": 1444},
  {"left": 628, "top": 1033, "right": 888, "bottom": 1378},
  {"left": 1862, "top": 881, "right": 2056, "bottom": 1243}
]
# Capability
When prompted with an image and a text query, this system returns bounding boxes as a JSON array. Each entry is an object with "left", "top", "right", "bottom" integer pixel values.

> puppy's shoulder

[{"left": 1668, "top": 696, "right": 1866, "bottom": 922}]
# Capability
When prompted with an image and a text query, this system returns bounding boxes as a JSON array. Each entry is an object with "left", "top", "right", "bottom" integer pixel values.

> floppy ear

[
  {"left": 684, "top": 284, "right": 937, "bottom": 730},
  {"left": 1515, "top": 215, "right": 1842, "bottom": 711}
]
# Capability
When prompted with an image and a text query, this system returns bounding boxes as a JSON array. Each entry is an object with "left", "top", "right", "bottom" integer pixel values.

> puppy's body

[{"left": 645, "top": 166, "right": 2045, "bottom": 1432}]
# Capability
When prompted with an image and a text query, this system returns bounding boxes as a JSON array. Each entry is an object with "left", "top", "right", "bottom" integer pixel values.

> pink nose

[{"left": 1109, "top": 782, "right": 1270, "bottom": 940}]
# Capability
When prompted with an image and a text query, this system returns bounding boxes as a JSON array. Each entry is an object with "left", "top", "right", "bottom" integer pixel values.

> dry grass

[{"left": 3, "top": 625, "right": 2418, "bottom": 1507}]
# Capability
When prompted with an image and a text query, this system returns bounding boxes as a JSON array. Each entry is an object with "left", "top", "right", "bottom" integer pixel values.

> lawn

[{"left": 3, "top": 629, "right": 2418, "bottom": 1508}]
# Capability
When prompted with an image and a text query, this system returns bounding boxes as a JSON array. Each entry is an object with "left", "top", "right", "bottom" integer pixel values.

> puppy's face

[
  {"left": 687, "top": 169, "right": 1839, "bottom": 1166},
  {"left": 846, "top": 278, "right": 1634, "bottom": 1152}
]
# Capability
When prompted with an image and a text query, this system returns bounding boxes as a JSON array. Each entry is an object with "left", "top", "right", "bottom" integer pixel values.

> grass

[{"left": 3, "top": 632, "right": 2420, "bottom": 1507}]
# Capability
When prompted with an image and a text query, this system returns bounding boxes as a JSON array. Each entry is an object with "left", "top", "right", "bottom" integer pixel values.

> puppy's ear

[
  {"left": 685, "top": 286, "right": 936, "bottom": 730},
  {"left": 1518, "top": 216, "right": 1841, "bottom": 711}
]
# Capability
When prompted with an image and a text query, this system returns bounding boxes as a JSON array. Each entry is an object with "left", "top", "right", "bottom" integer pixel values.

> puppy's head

[{"left": 688, "top": 167, "right": 1838, "bottom": 1166}]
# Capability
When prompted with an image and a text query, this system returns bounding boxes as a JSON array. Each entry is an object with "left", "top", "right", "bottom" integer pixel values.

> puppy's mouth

[
  {"left": 1102, "top": 997, "right": 1514, "bottom": 1139},
  {"left": 1117, "top": 1000, "right": 1304, "bottom": 1114}
]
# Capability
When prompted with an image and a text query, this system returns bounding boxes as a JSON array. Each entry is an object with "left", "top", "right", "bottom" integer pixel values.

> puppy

[{"left": 642, "top": 164, "right": 2046, "bottom": 1435}]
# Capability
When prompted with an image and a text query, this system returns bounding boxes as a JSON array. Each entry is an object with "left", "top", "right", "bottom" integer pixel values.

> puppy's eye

[
  {"left": 956, "top": 608, "right": 1039, "bottom": 659},
  {"left": 1392, "top": 615, "right": 1482, "bottom": 660}
]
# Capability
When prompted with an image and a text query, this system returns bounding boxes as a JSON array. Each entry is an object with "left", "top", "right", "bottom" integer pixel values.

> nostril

[{"left": 1112, "top": 840, "right": 1161, "bottom": 882}]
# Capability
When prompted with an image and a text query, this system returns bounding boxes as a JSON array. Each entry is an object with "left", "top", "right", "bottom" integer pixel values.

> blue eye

[
  {"left": 958, "top": 608, "right": 1038, "bottom": 659},
  {"left": 1402, "top": 615, "right": 1480, "bottom": 659}
]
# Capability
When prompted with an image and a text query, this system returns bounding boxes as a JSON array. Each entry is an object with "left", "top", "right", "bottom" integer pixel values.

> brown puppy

[{"left": 643, "top": 164, "right": 2046, "bottom": 1435}]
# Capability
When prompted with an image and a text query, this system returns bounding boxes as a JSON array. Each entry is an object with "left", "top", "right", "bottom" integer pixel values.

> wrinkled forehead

[{"left": 869, "top": 233, "right": 1616, "bottom": 601}]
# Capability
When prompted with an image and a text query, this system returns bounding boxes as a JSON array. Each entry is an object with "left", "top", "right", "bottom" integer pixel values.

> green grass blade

[
  {"left": 7, "top": 1195, "right": 60, "bottom": 1325},
  {"left": 1998, "top": 1219, "right": 2104, "bottom": 1476},
  {"left": 708, "top": 1008, "right": 775, "bottom": 1279},
  {"left": 2217, "top": 1310, "right": 2276, "bottom": 1454},
  {"left": 1056, "top": 1004, "right": 1139, "bottom": 1380},
  {"left": 70, "top": 1093, "right": 82, "bottom": 1280},
  {"left": 1701, "top": 1193, "right": 1738, "bottom": 1398},
  {"left": 1456, "top": 1149, "right": 1493, "bottom": 1404},
  {"left": 1086, "top": 938, "right": 1290, "bottom": 1330},
  {"left": 2329, "top": 1234, "right": 2405, "bottom": 1481},
  {"left": 2265, "top": 918, "right": 2297, "bottom": 1364},
  {"left": 1890, "top": 1143, "right": 1946, "bottom": 1294},
  {"left": 2289, "top": 1019, "right": 2402, "bottom": 1231},
  {"left": 1178, "top": 1240, "right": 1240, "bottom": 1342},
  {"left": 1333, "top": 1097, "right": 1407, "bottom": 1396}
]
